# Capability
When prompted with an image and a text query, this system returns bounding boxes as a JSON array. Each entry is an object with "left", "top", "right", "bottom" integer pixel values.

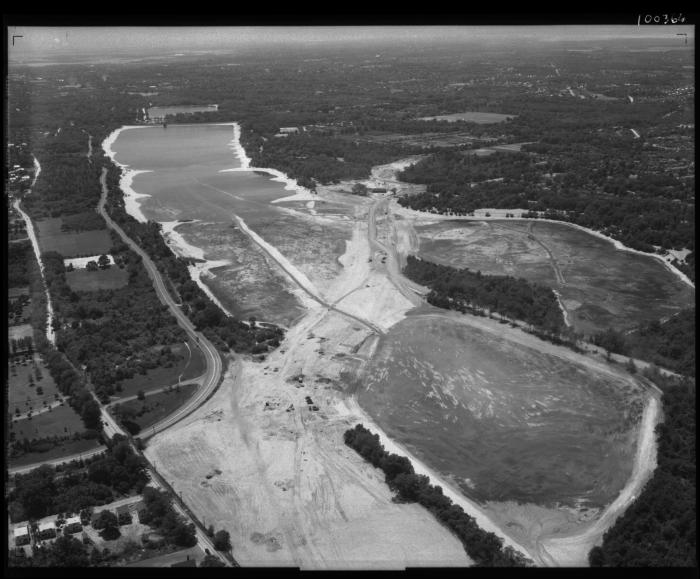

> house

[
  {"left": 37, "top": 521, "right": 57, "bottom": 540},
  {"left": 13, "top": 525, "right": 30, "bottom": 546},
  {"left": 64, "top": 516, "right": 83, "bottom": 534}
]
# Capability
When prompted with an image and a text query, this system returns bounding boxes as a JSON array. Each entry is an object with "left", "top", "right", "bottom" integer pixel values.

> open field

[
  {"left": 10, "top": 404, "right": 86, "bottom": 440},
  {"left": 112, "top": 383, "right": 198, "bottom": 432},
  {"left": 357, "top": 314, "right": 647, "bottom": 510},
  {"left": 35, "top": 217, "right": 112, "bottom": 258},
  {"left": 66, "top": 267, "right": 129, "bottom": 291},
  {"left": 115, "top": 341, "right": 205, "bottom": 399},
  {"left": 9, "top": 323, "right": 33, "bottom": 341},
  {"left": 413, "top": 219, "right": 695, "bottom": 335},
  {"left": 417, "top": 111, "right": 516, "bottom": 123},
  {"left": 8, "top": 353, "right": 60, "bottom": 415}
]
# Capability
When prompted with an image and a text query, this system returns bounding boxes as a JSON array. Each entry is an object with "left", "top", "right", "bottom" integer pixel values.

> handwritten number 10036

[{"left": 638, "top": 14, "right": 686, "bottom": 24}]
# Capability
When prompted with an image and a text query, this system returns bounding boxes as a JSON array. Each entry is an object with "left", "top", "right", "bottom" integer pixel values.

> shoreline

[
  {"left": 159, "top": 220, "right": 234, "bottom": 316},
  {"left": 101, "top": 126, "right": 153, "bottom": 223},
  {"left": 395, "top": 205, "right": 694, "bottom": 289}
]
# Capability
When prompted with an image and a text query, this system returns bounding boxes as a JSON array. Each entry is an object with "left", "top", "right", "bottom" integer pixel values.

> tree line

[
  {"left": 591, "top": 309, "right": 695, "bottom": 378},
  {"left": 344, "top": 424, "right": 529, "bottom": 566},
  {"left": 403, "top": 255, "right": 564, "bottom": 334}
]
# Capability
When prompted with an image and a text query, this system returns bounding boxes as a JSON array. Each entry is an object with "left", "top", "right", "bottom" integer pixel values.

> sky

[{"left": 8, "top": 25, "right": 695, "bottom": 62}]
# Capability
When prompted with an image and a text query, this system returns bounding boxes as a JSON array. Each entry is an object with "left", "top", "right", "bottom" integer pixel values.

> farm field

[
  {"left": 413, "top": 219, "right": 695, "bottom": 335},
  {"left": 112, "top": 383, "right": 198, "bottom": 432},
  {"left": 35, "top": 217, "right": 112, "bottom": 258},
  {"left": 66, "top": 267, "right": 129, "bottom": 291},
  {"left": 356, "top": 314, "right": 648, "bottom": 510},
  {"left": 115, "top": 341, "right": 205, "bottom": 399},
  {"left": 417, "top": 111, "right": 516, "bottom": 123}
]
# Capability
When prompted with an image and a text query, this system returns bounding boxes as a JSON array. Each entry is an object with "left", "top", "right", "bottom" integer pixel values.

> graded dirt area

[{"left": 145, "top": 310, "right": 471, "bottom": 569}]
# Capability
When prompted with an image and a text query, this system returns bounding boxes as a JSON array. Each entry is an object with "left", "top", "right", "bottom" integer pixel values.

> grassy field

[
  {"left": 417, "top": 111, "right": 516, "bottom": 123},
  {"left": 35, "top": 218, "right": 112, "bottom": 258},
  {"left": 8, "top": 324, "right": 33, "bottom": 341},
  {"left": 414, "top": 219, "right": 695, "bottom": 335},
  {"left": 66, "top": 267, "right": 129, "bottom": 291},
  {"left": 357, "top": 315, "right": 647, "bottom": 510},
  {"left": 115, "top": 341, "right": 205, "bottom": 399},
  {"left": 11, "top": 403, "right": 87, "bottom": 440},
  {"left": 113, "top": 383, "right": 198, "bottom": 431},
  {"left": 8, "top": 354, "right": 61, "bottom": 415}
]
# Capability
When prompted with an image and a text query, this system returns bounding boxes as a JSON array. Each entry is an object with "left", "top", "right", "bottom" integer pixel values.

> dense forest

[
  {"left": 396, "top": 150, "right": 694, "bottom": 280},
  {"left": 591, "top": 309, "right": 696, "bottom": 377},
  {"left": 8, "top": 240, "right": 32, "bottom": 287},
  {"left": 344, "top": 424, "right": 529, "bottom": 566},
  {"left": 403, "top": 255, "right": 564, "bottom": 334},
  {"left": 240, "top": 130, "right": 418, "bottom": 189},
  {"left": 589, "top": 374, "right": 696, "bottom": 566}
]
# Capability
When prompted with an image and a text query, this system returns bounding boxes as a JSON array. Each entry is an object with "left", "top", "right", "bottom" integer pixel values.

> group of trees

[
  {"left": 139, "top": 487, "right": 197, "bottom": 548},
  {"left": 8, "top": 240, "right": 32, "bottom": 287},
  {"left": 591, "top": 309, "right": 696, "bottom": 377},
  {"left": 42, "top": 347, "right": 102, "bottom": 432},
  {"left": 403, "top": 255, "right": 564, "bottom": 334},
  {"left": 8, "top": 437, "right": 146, "bottom": 522},
  {"left": 344, "top": 424, "right": 528, "bottom": 566},
  {"left": 589, "top": 375, "right": 695, "bottom": 566}
]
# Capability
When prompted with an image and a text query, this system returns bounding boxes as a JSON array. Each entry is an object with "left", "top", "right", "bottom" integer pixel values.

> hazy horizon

[{"left": 8, "top": 25, "right": 695, "bottom": 64}]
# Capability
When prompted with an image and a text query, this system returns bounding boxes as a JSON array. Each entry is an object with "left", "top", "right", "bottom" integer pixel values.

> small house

[
  {"left": 37, "top": 521, "right": 57, "bottom": 540},
  {"left": 13, "top": 525, "right": 30, "bottom": 546},
  {"left": 64, "top": 516, "right": 83, "bottom": 534}
]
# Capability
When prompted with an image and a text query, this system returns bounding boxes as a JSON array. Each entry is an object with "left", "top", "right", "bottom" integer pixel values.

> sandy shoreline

[
  {"left": 102, "top": 126, "right": 153, "bottom": 223},
  {"left": 395, "top": 205, "right": 695, "bottom": 289}
]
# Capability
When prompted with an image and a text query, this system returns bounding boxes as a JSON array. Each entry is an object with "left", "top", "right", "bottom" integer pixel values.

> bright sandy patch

[{"left": 64, "top": 254, "right": 115, "bottom": 269}]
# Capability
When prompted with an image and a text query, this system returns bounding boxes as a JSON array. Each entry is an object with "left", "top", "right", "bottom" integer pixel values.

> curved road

[{"left": 98, "top": 168, "right": 223, "bottom": 439}]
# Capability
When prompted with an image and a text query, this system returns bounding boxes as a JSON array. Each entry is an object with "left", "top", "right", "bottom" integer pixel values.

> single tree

[
  {"left": 97, "top": 254, "right": 111, "bottom": 270},
  {"left": 86, "top": 261, "right": 98, "bottom": 272},
  {"left": 213, "top": 529, "right": 232, "bottom": 551}
]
